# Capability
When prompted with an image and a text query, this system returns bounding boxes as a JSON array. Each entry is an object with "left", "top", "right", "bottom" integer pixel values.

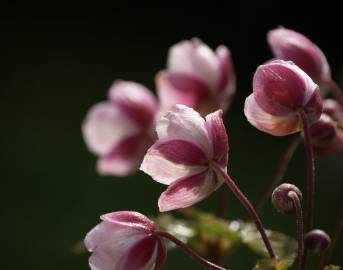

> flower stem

[
  {"left": 316, "top": 209, "right": 343, "bottom": 269},
  {"left": 212, "top": 163, "right": 275, "bottom": 258},
  {"left": 299, "top": 110, "right": 315, "bottom": 232},
  {"left": 255, "top": 134, "right": 302, "bottom": 212},
  {"left": 155, "top": 231, "right": 227, "bottom": 270},
  {"left": 323, "top": 78, "right": 343, "bottom": 107},
  {"left": 288, "top": 191, "right": 305, "bottom": 270}
]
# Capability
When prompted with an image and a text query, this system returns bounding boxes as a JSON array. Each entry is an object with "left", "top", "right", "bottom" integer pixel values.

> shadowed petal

[
  {"left": 158, "top": 170, "right": 218, "bottom": 212},
  {"left": 82, "top": 102, "right": 139, "bottom": 156},
  {"left": 153, "top": 239, "right": 167, "bottom": 270},
  {"left": 116, "top": 236, "right": 159, "bottom": 270},
  {"left": 267, "top": 27, "right": 331, "bottom": 81},
  {"left": 205, "top": 110, "right": 228, "bottom": 166},
  {"left": 97, "top": 134, "right": 151, "bottom": 176},
  {"left": 156, "top": 71, "right": 210, "bottom": 111},
  {"left": 156, "top": 104, "right": 211, "bottom": 155},
  {"left": 108, "top": 81, "right": 157, "bottom": 127},
  {"left": 244, "top": 94, "right": 300, "bottom": 136}
]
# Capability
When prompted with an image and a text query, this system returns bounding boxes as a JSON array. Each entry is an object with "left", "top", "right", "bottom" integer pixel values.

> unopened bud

[
  {"left": 304, "top": 229, "right": 331, "bottom": 254},
  {"left": 272, "top": 183, "right": 302, "bottom": 213}
]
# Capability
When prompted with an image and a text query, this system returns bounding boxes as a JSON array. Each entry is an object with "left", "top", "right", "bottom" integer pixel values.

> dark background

[{"left": 2, "top": 6, "right": 343, "bottom": 270}]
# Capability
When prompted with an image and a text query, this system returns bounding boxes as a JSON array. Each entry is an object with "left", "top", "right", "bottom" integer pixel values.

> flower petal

[
  {"left": 97, "top": 134, "right": 151, "bottom": 176},
  {"left": 140, "top": 145, "right": 207, "bottom": 185},
  {"left": 156, "top": 71, "right": 210, "bottom": 111},
  {"left": 267, "top": 27, "right": 331, "bottom": 81},
  {"left": 82, "top": 102, "right": 139, "bottom": 156},
  {"left": 151, "top": 138, "right": 208, "bottom": 166},
  {"left": 100, "top": 211, "right": 156, "bottom": 233},
  {"left": 116, "top": 236, "right": 159, "bottom": 270},
  {"left": 153, "top": 239, "right": 167, "bottom": 270},
  {"left": 156, "top": 104, "right": 211, "bottom": 155},
  {"left": 205, "top": 110, "right": 228, "bottom": 166},
  {"left": 85, "top": 222, "right": 147, "bottom": 270},
  {"left": 167, "top": 38, "right": 220, "bottom": 90},
  {"left": 108, "top": 80, "right": 157, "bottom": 127},
  {"left": 244, "top": 94, "right": 300, "bottom": 136},
  {"left": 158, "top": 170, "right": 218, "bottom": 212}
]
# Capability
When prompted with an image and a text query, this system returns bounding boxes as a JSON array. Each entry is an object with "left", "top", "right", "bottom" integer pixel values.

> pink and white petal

[
  {"left": 156, "top": 71, "right": 210, "bottom": 111},
  {"left": 82, "top": 102, "right": 139, "bottom": 156},
  {"left": 167, "top": 38, "right": 220, "bottom": 91},
  {"left": 158, "top": 170, "right": 217, "bottom": 212},
  {"left": 108, "top": 80, "right": 158, "bottom": 127},
  {"left": 100, "top": 211, "right": 156, "bottom": 233},
  {"left": 97, "top": 134, "right": 151, "bottom": 176},
  {"left": 116, "top": 236, "right": 159, "bottom": 270},
  {"left": 140, "top": 147, "right": 207, "bottom": 185},
  {"left": 205, "top": 110, "right": 228, "bottom": 167},
  {"left": 244, "top": 94, "right": 301, "bottom": 136},
  {"left": 85, "top": 222, "right": 147, "bottom": 270},
  {"left": 151, "top": 138, "right": 208, "bottom": 166},
  {"left": 253, "top": 61, "right": 307, "bottom": 115},
  {"left": 156, "top": 104, "right": 212, "bottom": 155},
  {"left": 153, "top": 239, "right": 167, "bottom": 270}
]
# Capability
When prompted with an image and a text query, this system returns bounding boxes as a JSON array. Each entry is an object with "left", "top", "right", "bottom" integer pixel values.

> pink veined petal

[
  {"left": 167, "top": 38, "right": 220, "bottom": 91},
  {"left": 151, "top": 138, "right": 208, "bottom": 166},
  {"left": 156, "top": 71, "right": 211, "bottom": 111},
  {"left": 158, "top": 170, "right": 218, "bottom": 212},
  {"left": 140, "top": 146, "right": 207, "bottom": 185},
  {"left": 156, "top": 104, "right": 212, "bottom": 156},
  {"left": 97, "top": 133, "right": 151, "bottom": 176},
  {"left": 116, "top": 236, "right": 159, "bottom": 270},
  {"left": 100, "top": 211, "right": 156, "bottom": 233},
  {"left": 267, "top": 27, "right": 331, "bottom": 81},
  {"left": 153, "top": 239, "right": 167, "bottom": 270},
  {"left": 244, "top": 94, "right": 301, "bottom": 136},
  {"left": 253, "top": 61, "right": 310, "bottom": 115},
  {"left": 82, "top": 102, "right": 139, "bottom": 156},
  {"left": 85, "top": 222, "right": 147, "bottom": 270},
  {"left": 108, "top": 81, "right": 157, "bottom": 128},
  {"left": 205, "top": 110, "right": 228, "bottom": 167}
]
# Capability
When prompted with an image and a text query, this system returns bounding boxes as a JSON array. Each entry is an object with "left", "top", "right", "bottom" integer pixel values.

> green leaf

[
  {"left": 154, "top": 208, "right": 297, "bottom": 267},
  {"left": 323, "top": 266, "right": 341, "bottom": 270},
  {"left": 254, "top": 258, "right": 290, "bottom": 270}
]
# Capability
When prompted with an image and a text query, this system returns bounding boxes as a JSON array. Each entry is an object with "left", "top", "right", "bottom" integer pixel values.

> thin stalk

[
  {"left": 255, "top": 134, "right": 302, "bottom": 212},
  {"left": 212, "top": 163, "right": 275, "bottom": 258},
  {"left": 289, "top": 191, "right": 305, "bottom": 270},
  {"left": 317, "top": 209, "right": 343, "bottom": 269},
  {"left": 299, "top": 110, "right": 315, "bottom": 232},
  {"left": 155, "top": 231, "right": 227, "bottom": 270},
  {"left": 323, "top": 78, "right": 343, "bottom": 107}
]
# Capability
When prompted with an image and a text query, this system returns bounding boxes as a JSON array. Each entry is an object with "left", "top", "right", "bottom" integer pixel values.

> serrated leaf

[{"left": 254, "top": 258, "right": 290, "bottom": 270}]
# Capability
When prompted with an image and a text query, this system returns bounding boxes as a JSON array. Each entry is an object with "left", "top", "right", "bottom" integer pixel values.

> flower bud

[
  {"left": 272, "top": 183, "right": 302, "bottom": 213},
  {"left": 304, "top": 229, "right": 331, "bottom": 254},
  {"left": 84, "top": 211, "right": 166, "bottom": 270},
  {"left": 244, "top": 60, "right": 323, "bottom": 136},
  {"left": 267, "top": 27, "right": 331, "bottom": 82}
]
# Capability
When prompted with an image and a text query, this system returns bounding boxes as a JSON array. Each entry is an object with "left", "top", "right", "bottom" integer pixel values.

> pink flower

[
  {"left": 84, "top": 211, "right": 166, "bottom": 270},
  {"left": 311, "top": 99, "right": 343, "bottom": 156},
  {"left": 82, "top": 81, "right": 158, "bottom": 176},
  {"left": 244, "top": 60, "right": 323, "bottom": 136},
  {"left": 267, "top": 27, "right": 330, "bottom": 82},
  {"left": 140, "top": 105, "right": 228, "bottom": 212},
  {"left": 156, "top": 38, "right": 235, "bottom": 116}
]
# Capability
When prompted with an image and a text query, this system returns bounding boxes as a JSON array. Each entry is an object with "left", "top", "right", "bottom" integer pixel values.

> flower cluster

[{"left": 82, "top": 29, "right": 343, "bottom": 270}]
